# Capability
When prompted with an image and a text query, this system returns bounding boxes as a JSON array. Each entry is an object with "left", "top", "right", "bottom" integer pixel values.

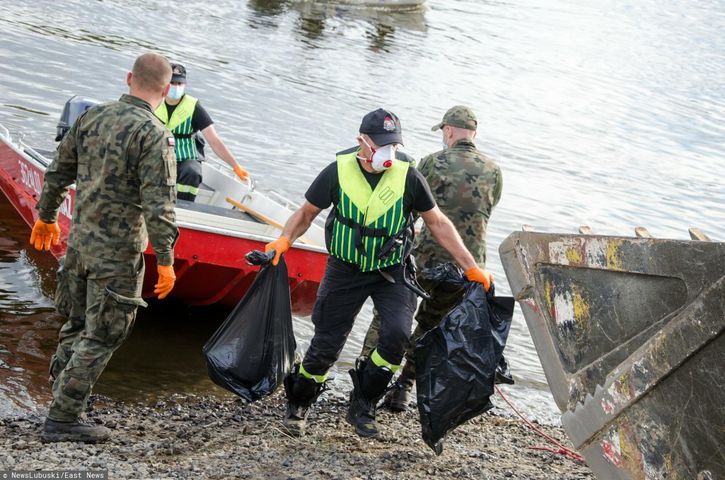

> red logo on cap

[{"left": 383, "top": 116, "right": 395, "bottom": 132}]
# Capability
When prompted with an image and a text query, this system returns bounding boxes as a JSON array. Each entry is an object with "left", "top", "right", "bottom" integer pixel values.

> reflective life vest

[
  {"left": 328, "top": 150, "right": 409, "bottom": 272},
  {"left": 155, "top": 94, "right": 199, "bottom": 161}
]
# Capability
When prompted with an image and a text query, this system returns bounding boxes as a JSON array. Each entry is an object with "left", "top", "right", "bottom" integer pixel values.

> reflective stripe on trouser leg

[
  {"left": 176, "top": 184, "right": 200, "bottom": 196},
  {"left": 176, "top": 159, "right": 202, "bottom": 201},
  {"left": 299, "top": 363, "right": 328, "bottom": 384},
  {"left": 370, "top": 349, "right": 400, "bottom": 373}
]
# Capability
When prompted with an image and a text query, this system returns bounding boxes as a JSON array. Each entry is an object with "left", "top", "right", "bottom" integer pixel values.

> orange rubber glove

[
  {"left": 464, "top": 266, "right": 493, "bottom": 292},
  {"left": 233, "top": 164, "right": 249, "bottom": 182},
  {"left": 29, "top": 219, "right": 61, "bottom": 251},
  {"left": 265, "top": 236, "right": 291, "bottom": 266},
  {"left": 154, "top": 264, "right": 176, "bottom": 300}
]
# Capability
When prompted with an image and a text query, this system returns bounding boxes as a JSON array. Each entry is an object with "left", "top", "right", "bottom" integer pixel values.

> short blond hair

[{"left": 131, "top": 53, "right": 172, "bottom": 91}]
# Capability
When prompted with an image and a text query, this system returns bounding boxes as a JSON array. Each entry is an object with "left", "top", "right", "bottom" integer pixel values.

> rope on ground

[{"left": 494, "top": 385, "right": 585, "bottom": 464}]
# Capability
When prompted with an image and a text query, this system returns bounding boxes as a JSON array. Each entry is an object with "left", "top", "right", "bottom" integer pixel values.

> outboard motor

[{"left": 55, "top": 96, "right": 99, "bottom": 141}]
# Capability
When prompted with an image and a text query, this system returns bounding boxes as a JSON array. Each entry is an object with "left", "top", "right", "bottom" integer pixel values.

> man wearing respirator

[
  {"left": 264, "top": 108, "right": 493, "bottom": 438},
  {"left": 155, "top": 63, "right": 249, "bottom": 201}
]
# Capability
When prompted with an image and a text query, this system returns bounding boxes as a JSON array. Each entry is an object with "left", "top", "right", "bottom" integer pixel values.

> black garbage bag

[
  {"left": 202, "top": 250, "right": 296, "bottom": 402},
  {"left": 419, "top": 263, "right": 514, "bottom": 385},
  {"left": 415, "top": 267, "right": 515, "bottom": 455}
]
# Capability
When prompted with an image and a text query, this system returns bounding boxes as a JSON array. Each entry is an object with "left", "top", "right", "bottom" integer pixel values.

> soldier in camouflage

[
  {"left": 361, "top": 105, "right": 502, "bottom": 411},
  {"left": 29, "top": 53, "right": 179, "bottom": 443}
]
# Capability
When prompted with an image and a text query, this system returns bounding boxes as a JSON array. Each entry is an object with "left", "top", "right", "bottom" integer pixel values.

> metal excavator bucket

[{"left": 499, "top": 226, "right": 724, "bottom": 480}]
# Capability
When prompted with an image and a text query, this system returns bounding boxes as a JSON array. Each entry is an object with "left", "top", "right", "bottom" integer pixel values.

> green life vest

[
  {"left": 155, "top": 94, "right": 199, "bottom": 162},
  {"left": 329, "top": 150, "right": 409, "bottom": 272}
]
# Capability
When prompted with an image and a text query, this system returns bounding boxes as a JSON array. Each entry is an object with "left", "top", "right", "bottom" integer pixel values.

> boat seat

[{"left": 176, "top": 199, "right": 259, "bottom": 223}]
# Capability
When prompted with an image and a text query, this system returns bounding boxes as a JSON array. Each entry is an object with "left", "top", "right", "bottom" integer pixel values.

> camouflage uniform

[
  {"left": 37, "top": 94, "right": 178, "bottom": 422},
  {"left": 362, "top": 106, "right": 502, "bottom": 388}
]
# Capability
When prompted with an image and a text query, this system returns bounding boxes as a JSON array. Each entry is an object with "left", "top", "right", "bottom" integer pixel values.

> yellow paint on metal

[
  {"left": 618, "top": 373, "right": 629, "bottom": 395},
  {"left": 619, "top": 427, "right": 635, "bottom": 465},
  {"left": 572, "top": 291, "right": 590, "bottom": 322},
  {"left": 616, "top": 419, "right": 646, "bottom": 480},
  {"left": 566, "top": 248, "right": 583, "bottom": 264},
  {"left": 571, "top": 289, "right": 592, "bottom": 344},
  {"left": 545, "top": 281, "right": 553, "bottom": 316},
  {"left": 606, "top": 240, "right": 623, "bottom": 270},
  {"left": 664, "top": 454, "right": 674, "bottom": 478}
]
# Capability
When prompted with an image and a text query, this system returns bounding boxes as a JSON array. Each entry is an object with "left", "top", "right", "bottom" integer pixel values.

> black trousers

[
  {"left": 302, "top": 256, "right": 417, "bottom": 376},
  {"left": 177, "top": 159, "right": 203, "bottom": 201}
]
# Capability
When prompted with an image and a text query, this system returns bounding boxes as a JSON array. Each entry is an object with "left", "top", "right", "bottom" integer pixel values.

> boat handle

[{"left": 21, "top": 142, "right": 50, "bottom": 167}]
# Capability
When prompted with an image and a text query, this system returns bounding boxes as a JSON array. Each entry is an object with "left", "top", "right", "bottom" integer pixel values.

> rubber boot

[
  {"left": 41, "top": 418, "right": 111, "bottom": 443},
  {"left": 383, "top": 364, "right": 415, "bottom": 412},
  {"left": 346, "top": 358, "right": 393, "bottom": 438},
  {"left": 282, "top": 365, "right": 325, "bottom": 437}
]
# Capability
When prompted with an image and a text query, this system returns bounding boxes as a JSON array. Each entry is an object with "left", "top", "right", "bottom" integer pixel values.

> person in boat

[
  {"left": 360, "top": 105, "right": 503, "bottom": 411},
  {"left": 154, "top": 63, "right": 248, "bottom": 201},
  {"left": 264, "top": 108, "right": 494, "bottom": 438},
  {"left": 30, "top": 52, "right": 179, "bottom": 443}
]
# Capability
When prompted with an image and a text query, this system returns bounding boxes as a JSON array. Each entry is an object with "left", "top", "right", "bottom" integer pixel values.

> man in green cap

[{"left": 361, "top": 105, "right": 503, "bottom": 411}]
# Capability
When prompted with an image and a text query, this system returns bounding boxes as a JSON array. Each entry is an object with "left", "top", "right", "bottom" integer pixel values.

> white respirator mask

[{"left": 368, "top": 144, "right": 396, "bottom": 172}]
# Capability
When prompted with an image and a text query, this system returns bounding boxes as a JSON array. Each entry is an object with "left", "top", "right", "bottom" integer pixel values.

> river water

[{"left": 0, "top": 0, "right": 723, "bottom": 424}]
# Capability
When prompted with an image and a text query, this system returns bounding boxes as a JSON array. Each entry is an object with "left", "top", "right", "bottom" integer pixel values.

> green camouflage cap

[{"left": 431, "top": 105, "right": 477, "bottom": 131}]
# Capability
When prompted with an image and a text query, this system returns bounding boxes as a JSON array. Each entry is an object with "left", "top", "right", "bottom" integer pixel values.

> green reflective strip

[
  {"left": 371, "top": 349, "right": 400, "bottom": 373},
  {"left": 344, "top": 194, "right": 352, "bottom": 260},
  {"left": 331, "top": 168, "right": 406, "bottom": 271},
  {"left": 172, "top": 123, "right": 197, "bottom": 161},
  {"left": 299, "top": 363, "right": 327, "bottom": 383},
  {"left": 170, "top": 118, "right": 198, "bottom": 161},
  {"left": 176, "top": 184, "right": 199, "bottom": 195}
]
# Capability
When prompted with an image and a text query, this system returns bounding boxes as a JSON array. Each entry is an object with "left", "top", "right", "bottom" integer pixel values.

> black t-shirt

[
  {"left": 164, "top": 97, "right": 213, "bottom": 132},
  {"left": 305, "top": 148, "right": 436, "bottom": 215}
]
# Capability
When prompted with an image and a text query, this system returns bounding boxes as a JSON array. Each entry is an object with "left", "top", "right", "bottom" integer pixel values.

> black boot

[
  {"left": 346, "top": 358, "right": 393, "bottom": 438},
  {"left": 383, "top": 364, "right": 415, "bottom": 412},
  {"left": 41, "top": 418, "right": 111, "bottom": 443},
  {"left": 283, "top": 365, "right": 325, "bottom": 437}
]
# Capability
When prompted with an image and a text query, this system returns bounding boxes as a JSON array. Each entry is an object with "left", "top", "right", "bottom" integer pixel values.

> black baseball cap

[
  {"left": 171, "top": 63, "right": 187, "bottom": 83},
  {"left": 359, "top": 108, "right": 403, "bottom": 146}
]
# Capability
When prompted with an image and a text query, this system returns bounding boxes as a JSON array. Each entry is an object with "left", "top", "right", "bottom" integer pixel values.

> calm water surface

[{"left": 0, "top": 0, "right": 723, "bottom": 424}]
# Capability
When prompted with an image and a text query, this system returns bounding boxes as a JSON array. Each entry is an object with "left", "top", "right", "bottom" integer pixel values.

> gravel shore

[{"left": 0, "top": 392, "right": 594, "bottom": 480}]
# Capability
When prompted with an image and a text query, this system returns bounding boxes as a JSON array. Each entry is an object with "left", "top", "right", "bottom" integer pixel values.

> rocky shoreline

[{"left": 1, "top": 393, "right": 594, "bottom": 479}]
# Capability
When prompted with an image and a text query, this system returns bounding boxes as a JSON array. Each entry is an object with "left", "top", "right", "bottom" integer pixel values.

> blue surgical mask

[{"left": 168, "top": 85, "right": 185, "bottom": 100}]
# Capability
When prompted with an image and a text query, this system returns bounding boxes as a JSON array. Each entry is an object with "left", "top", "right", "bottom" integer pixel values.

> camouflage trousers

[
  {"left": 48, "top": 247, "right": 146, "bottom": 422},
  {"left": 361, "top": 276, "right": 465, "bottom": 387}
]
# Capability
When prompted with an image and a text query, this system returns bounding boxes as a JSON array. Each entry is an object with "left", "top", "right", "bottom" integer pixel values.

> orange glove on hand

[
  {"left": 464, "top": 266, "right": 493, "bottom": 292},
  {"left": 154, "top": 264, "right": 176, "bottom": 300},
  {"left": 265, "top": 236, "right": 291, "bottom": 266},
  {"left": 233, "top": 164, "right": 249, "bottom": 182},
  {"left": 29, "top": 219, "right": 61, "bottom": 251}
]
